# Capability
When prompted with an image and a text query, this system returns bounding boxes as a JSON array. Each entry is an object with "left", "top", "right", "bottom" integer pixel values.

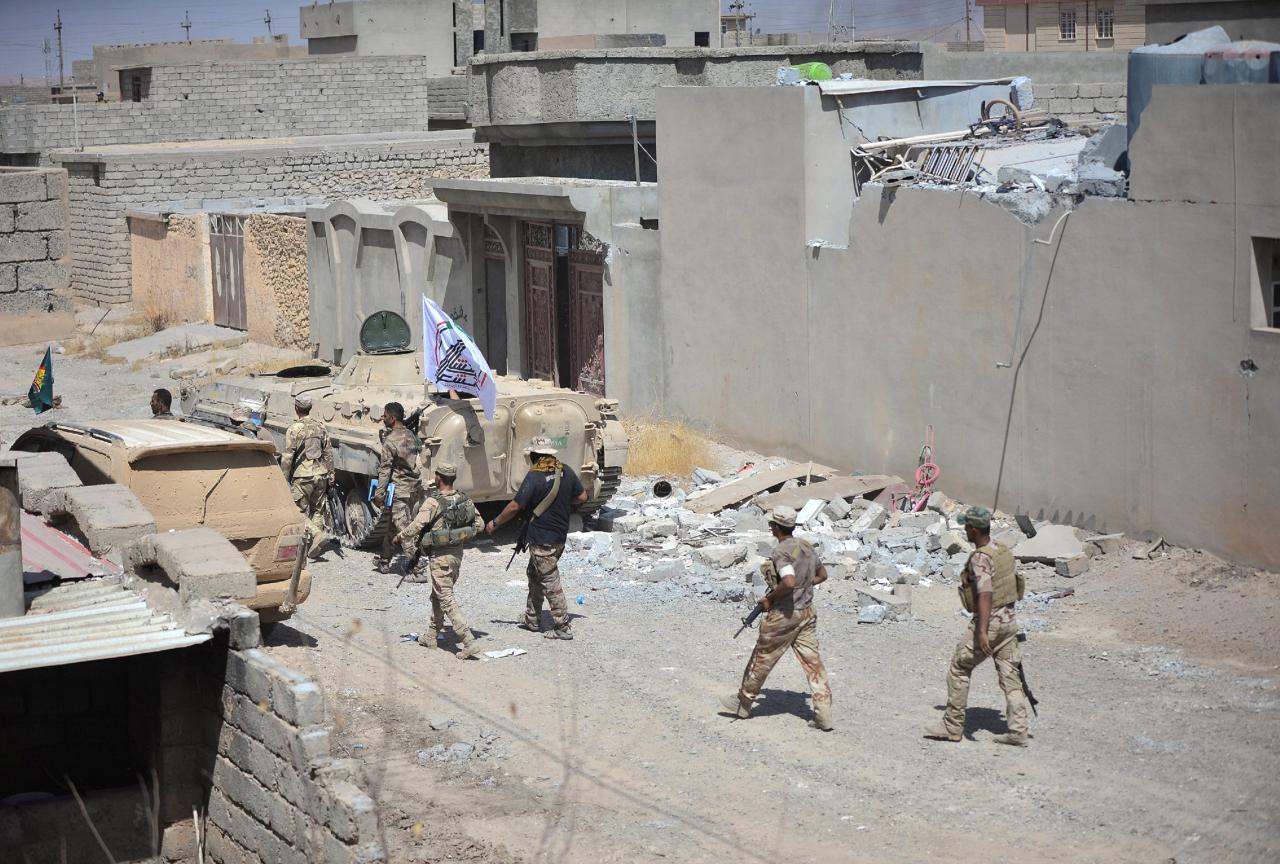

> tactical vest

[
  {"left": 300, "top": 419, "right": 325, "bottom": 461},
  {"left": 959, "top": 542, "right": 1023, "bottom": 613},
  {"left": 419, "top": 490, "right": 478, "bottom": 550}
]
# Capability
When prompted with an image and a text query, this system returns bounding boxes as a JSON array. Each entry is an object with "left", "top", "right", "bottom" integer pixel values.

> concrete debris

[
  {"left": 796, "top": 498, "right": 825, "bottom": 526},
  {"left": 692, "top": 467, "right": 724, "bottom": 486},
  {"left": 638, "top": 518, "right": 677, "bottom": 539},
  {"left": 693, "top": 544, "right": 748, "bottom": 569},
  {"left": 852, "top": 502, "right": 889, "bottom": 532},
  {"left": 856, "top": 586, "right": 910, "bottom": 622},
  {"left": 1078, "top": 124, "right": 1127, "bottom": 171},
  {"left": 644, "top": 559, "right": 684, "bottom": 582},
  {"left": 1014, "top": 524, "right": 1088, "bottom": 563},
  {"left": 857, "top": 604, "right": 886, "bottom": 624},
  {"left": 823, "top": 497, "right": 852, "bottom": 521},
  {"left": 429, "top": 718, "right": 456, "bottom": 731},
  {"left": 1087, "top": 533, "right": 1126, "bottom": 556},
  {"left": 1055, "top": 554, "right": 1091, "bottom": 578}
]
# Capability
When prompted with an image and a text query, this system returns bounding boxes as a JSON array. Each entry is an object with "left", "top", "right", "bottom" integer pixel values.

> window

[
  {"left": 1059, "top": 8, "right": 1076, "bottom": 41},
  {"left": 694, "top": 31, "right": 710, "bottom": 47},
  {"left": 511, "top": 31, "right": 537, "bottom": 51},
  {"left": 1097, "top": 8, "right": 1114, "bottom": 40},
  {"left": 1250, "top": 238, "right": 1280, "bottom": 331}
]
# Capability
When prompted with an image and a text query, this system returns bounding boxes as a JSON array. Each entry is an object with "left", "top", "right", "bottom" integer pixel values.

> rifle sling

[{"left": 531, "top": 466, "right": 563, "bottom": 520}]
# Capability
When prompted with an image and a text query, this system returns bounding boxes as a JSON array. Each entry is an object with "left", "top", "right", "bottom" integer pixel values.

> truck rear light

[{"left": 276, "top": 527, "right": 306, "bottom": 561}]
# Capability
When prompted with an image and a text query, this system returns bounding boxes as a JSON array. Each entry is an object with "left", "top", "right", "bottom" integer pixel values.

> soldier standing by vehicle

[
  {"left": 373, "top": 401, "right": 421, "bottom": 573},
  {"left": 720, "top": 505, "right": 833, "bottom": 731},
  {"left": 923, "top": 505, "right": 1030, "bottom": 746},
  {"left": 150, "top": 388, "right": 176, "bottom": 419},
  {"left": 231, "top": 404, "right": 277, "bottom": 456},
  {"left": 394, "top": 461, "right": 485, "bottom": 658},
  {"left": 282, "top": 396, "right": 337, "bottom": 560},
  {"left": 484, "top": 437, "right": 586, "bottom": 641}
]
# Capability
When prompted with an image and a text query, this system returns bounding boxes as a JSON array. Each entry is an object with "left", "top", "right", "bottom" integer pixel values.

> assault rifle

[
  {"left": 1016, "top": 632, "right": 1040, "bottom": 715},
  {"left": 733, "top": 602, "right": 765, "bottom": 639},
  {"left": 505, "top": 516, "right": 531, "bottom": 571}
]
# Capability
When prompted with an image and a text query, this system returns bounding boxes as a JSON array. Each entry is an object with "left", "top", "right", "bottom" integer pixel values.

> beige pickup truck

[{"left": 13, "top": 420, "right": 311, "bottom": 624}]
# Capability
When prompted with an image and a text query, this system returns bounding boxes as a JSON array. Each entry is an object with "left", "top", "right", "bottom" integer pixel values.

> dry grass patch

[
  {"left": 622, "top": 417, "right": 713, "bottom": 478},
  {"left": 63, "top": 328, "right": 145, "bottom": 363}
]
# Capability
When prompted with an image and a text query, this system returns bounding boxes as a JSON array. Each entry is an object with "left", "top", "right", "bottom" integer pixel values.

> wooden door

[
  {"left": 567, "top": 247, "right": 605, "bottom": 395},
  {"left": 210, "top": 214, "right": 247, "bottom": 331},
  {"left": 522, "top": 222, "right": 556, "bottom": 383}
]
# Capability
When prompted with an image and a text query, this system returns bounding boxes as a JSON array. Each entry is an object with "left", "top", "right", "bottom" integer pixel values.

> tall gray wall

[
  {"left": 56, "top": 133, "right": 488, "bottom": 305},
  {"left": 72, "top": 38, "right": 304, "bottom": 100},
  {"left": 1, "top": 57, "right": 460, "bottom": 159},
  {"left": 1145, "top": 0, "right": 1280, "bottom": 44},
  {"left": 0, "top": 168, "right": 69, "bottom": 312},
  {"left": 627, "top": 83, "right": 1280, "bottom": 570}
]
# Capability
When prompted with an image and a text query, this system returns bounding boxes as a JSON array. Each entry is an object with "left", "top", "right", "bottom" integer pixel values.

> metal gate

[
  {"left": 523, "top": 222, "right": 556, "bottom": 383},
  {"left": 210, "top": 214, "right": 247, "bottom": 331},
  {"left": 568, "top": 248, "right": 605, "bottom": 395}
]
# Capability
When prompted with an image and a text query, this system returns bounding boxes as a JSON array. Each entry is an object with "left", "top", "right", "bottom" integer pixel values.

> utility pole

[
  {"left": 265, "top": 9, "right": 273, "bottom": 35},
  {"left": 182, "top": 10, "right": 192, "bottom": 43},
  {"left": 729, "top": 0, "right": 744, "bottom": 47},
  {"left": 827, "top": 0, "right": 837, "bottom": 43},
  {"left": 851, "top": 0, "right": 856, "bottom": 42},
  {"left": 54, "top": 10, "right": 64, "bottom": 91},
  {"left": 964, "top": 0, "right": 972, "bottom": 44}
]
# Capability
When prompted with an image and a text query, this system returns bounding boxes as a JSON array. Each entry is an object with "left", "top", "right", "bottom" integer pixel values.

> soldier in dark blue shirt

[{"left": 486, "top": 437, "right": 587, "bottom": 640}]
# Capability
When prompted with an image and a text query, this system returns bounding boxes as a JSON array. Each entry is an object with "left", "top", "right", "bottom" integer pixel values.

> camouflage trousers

[
  {"left": 737, "top": 606, "right": 832, "bottom": 726},
  {"left": 379, "top": 494, "right": 420, "bottom": 564},
  {"left": 290, "top": 475, "right": 330, "bottom": 552},
  {"left": 943, "top": 617, "right": 1029, "bottom": 738},
  {"left": 525, "top": 543, "right": 569, "bottom": 631},
  {"left": 409, "top": 545, "right": 470, "bottom": 637}
]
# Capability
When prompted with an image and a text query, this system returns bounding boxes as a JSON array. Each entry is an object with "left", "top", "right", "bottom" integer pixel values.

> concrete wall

[
  {"left": 300, "top": 0, "right": 466, "bottom": 70},
  {"left": 630, "top": 83, "right": 1280, "bottom": 570},
  {"left": 244, "top": 214, "right": 310, "bottom": 350},
  {"left": 1144, "top": 0, "right": 1280, "bottom": 44},
  {"left": 128, "top": 212, "right": 212, "bottom": 326},
  {"left": 535, "top": 0, "right": 719, "bottom": 48},
  {"left": 0, "top": 168, "right": 69, "bottom": 313},
  {"left": 72, "top": 38, "right": 304, "bottom": 101},
  {"left": 56, "top": 132, "right": 488, "bottom": 306},
  {"left": 1, "top": 57, "right": 459, "bottom": 159}
]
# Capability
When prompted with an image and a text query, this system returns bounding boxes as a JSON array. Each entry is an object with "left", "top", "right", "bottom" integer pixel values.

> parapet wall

[
  {"left": 0, "top": 167, "right": 69, "bottom": 312},
  {"left": 0, "top": 57, "right": 462, "bottom": 158},
  {"left": 56, "top": 133, "right": 488, "bottom": 305}
]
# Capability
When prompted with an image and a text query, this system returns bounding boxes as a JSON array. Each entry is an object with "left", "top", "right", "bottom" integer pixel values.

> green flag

[{"left": 28, "top": 347, "right": 53, "bottom": 414}]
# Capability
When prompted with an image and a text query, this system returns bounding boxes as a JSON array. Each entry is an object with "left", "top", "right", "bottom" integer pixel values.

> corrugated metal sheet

[
  {"left": 22, "top": 511, "right": 122, "bottom": 587},
  {"left": 816, "top": 77, "right": 1013, "bottom": 96},
  {"left": 0, "top": 577, "right": 210, "bottom": 673}
]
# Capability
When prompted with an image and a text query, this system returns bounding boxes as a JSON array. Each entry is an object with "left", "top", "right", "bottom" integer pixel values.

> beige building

[{"left": 979, "top": 0, "right": 1280, "bottom": 52}]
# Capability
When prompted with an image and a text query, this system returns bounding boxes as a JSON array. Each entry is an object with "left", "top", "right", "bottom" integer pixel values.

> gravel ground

[{"left": 5, "top": 342, "right": 1277, "bottom": 864}]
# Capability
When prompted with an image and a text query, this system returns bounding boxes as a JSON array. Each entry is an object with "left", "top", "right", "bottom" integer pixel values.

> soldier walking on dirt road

[
  {"left": 281, "top": 395, "right": 337, "bottom": 560},
  {"left": 923, "top": 505, "right": 1031, "bottom": 746},
  {"left": 485, "top": 437, "right": 587, "bottom": 641},
  {"left": 373, "top": 401, "right": 422, "bottom": 573},
  {"left": 395, "top": 461, "right": 485, "bottom": 658},
  {"left": 721, "top": 505, "right": 833, "bottom": 731}
]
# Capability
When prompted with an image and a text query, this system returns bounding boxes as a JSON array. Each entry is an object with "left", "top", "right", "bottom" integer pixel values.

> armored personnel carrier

[{"left": 179, "top": 311, "right": 628, "bottom": 547}]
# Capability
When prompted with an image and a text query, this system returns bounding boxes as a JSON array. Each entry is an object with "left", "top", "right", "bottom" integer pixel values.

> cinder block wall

[
  {"left": 0, "top": 167, "right": 69, "bottom": 312},
  {"left": 0, "top": 58, "right": 462, "bottom": 159},
  {"left": 1037, "top": 82, "right": 1127, "bottom": 125},
  {"left": 58, "top": 137, "right": 489, "bottom": 306}
]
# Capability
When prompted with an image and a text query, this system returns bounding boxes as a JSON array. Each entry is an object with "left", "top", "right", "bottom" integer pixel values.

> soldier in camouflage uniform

[
  {"left": 394, "top": 461, "right": 485, "bottom": 659},
  {"left": 721, "top": 505, "right": 833, "bottom": 731},
  {"left": 281, "top": 395, "right": 337, "bottom": 560},
  {"left": 373, "top": 401, "right": 422, "bottom": 573},
  {"left": 924, "top": 505, "right": 1030, "bottom": 746}
]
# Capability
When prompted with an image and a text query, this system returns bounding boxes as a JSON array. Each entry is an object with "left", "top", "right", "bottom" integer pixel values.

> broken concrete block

[
  {"left": 1078, "top": 124, "right": 1127, "bottom": 171},
  {"left": 864, "top": 561, "right": 897, "bottom": 583},
  {"left": 639, "top": 518, "right": 678, "bottom": 540},
  {"left": 732, "top": 505, "right": 768, "bottom": 532},
  {"left": 692, "top": 467, "right": 723, "bottom": 486},
  {"left": 894, "top": 511, "right": 942, "bottom": 532},
  {"left": 939, "top": 530, "right": 970, "bottom": 555},
  {"left": 694, "top": 543, "right": 748, "bottom": 569},
  {"left": 857, "top": 604, "right": 886, "bottom": 624},
  {"left": 609, "top": 513, "right": 647, "bottom": 534},
  {"left": 1014, "top": 524, "right": 1087, "bottom": 563},
  {"left": 643, "top": 559, "right": 684, "bottom": 582},
  {"left": 1087, "top": 533, "right": 1125, "bottom": 556},
  {"left": 926, "top": 491, "right": 954, "bottom": 514},
  {"left": 2, "top": 450, "right": 82, "bottom": 513},
  {"left": 213, "top": 358, "right": 238, "bottom": 375},
  {"left": 879, "top": 526, "right": 925, "bottom": 550},
  {"left": 823, "top": 497, "right": 852, "bottom": 521},
  {"left": 852, "top": 502, "right": 888, "bottom": 532},
  {"left": 1055, "top": 554, "right": 1091, "bottom": 578},
  {"left": 44, "top": 484, "right": 156, "bottom": 558},
  {"left": 127, "top": 527, "right": 256, "bottom": 603},
  {"left": 856, "top": 586, "right": 910, "bottom": 621},
  {"left": 169, "top": 367, "right": 199, "bottom": 380},
  {"left": 1076, "top": 162, "right": 1126, "bottom": 197}
]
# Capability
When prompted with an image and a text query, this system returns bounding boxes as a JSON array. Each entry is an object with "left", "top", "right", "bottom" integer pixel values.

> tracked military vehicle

[{"left": 179, "top": 311, "right": 628, "bottom": 548}]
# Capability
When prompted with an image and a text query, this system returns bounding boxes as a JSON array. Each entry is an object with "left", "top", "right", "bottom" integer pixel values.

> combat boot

[
  {"left": 457, "top": 631, "right": 483, "bottom": 659},
  {"left": 809, "top": 710, "right": 834, "bottom": 732},
  {"left": 416, "top": 628, "right": 438, "bottom": 649},
  {"left": 719, "top": 693, "right": 751, "bottom": 719},
  {"left": 922, "top": 722, "right": 962, "bottom": 742},
  {"left": 543, "top": 624, "right": 573, "bottom": 640},
  {"left": 993, "top": 733, "right": 1029, "bottom": 747},
  {"left": 516, "top": 617, "right": 541, "bottom": 633}
]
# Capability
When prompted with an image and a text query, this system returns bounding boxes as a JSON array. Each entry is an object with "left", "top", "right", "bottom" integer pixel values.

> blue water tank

[{"left": 1127, "top": 26, "right": 1230, "bottom": 142}]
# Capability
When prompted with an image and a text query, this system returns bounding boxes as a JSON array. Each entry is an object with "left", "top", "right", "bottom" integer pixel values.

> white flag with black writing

[{"left": 422, "top": 295, "right": 497, "bottom": 420}]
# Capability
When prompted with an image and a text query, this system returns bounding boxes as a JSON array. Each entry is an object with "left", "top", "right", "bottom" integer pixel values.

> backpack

[{"left": 420, "top": 490, "right": 479, "bottom": 550}]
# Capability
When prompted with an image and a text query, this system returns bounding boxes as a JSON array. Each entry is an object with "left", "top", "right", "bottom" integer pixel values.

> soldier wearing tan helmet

[
  {"left": 394, "top": 461, "right": 485, "bottom": 659},
  {"left": 721, "top": 505, "right": 833, "bottom": 731},
  {"left": 485, "top": 436, "right": 587, "bottom": 641},
  {"left": 924, "top": 505, "right": 1030, "bottom": 746},
  {"left": 281, "top": 395, "right": 337, "bottom": 560}
]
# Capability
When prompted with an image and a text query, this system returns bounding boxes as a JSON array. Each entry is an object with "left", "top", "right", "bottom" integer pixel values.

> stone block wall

[
  {"left": 244, "top": 214, "right": 310, "bottom": 350},
  {"left": 57, "top": 134, "right": 489, "bottom": 305},
  {"left": 0, "top": 58, "right": 455, "bottom": 159},
  {"left": 1037, "top": 82, "right": 1127, "bottom": 126},
  {"left": 0, "top": 167, "right": 69, "bottom": 312}
]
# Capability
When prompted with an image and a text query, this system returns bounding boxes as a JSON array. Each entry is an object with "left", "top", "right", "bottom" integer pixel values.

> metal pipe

[
  {"left": 0, "top": 457, "right": 24, "bottom": 619},
  {"left": 628, "top": 113, "right": 641, "bottom": 186}
]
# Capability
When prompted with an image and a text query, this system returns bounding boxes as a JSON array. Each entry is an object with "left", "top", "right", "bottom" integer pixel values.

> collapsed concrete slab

[
  {"left": 42, "top": 483, "right": 156, "bottom": 559},
  {"left": 1013, "top": 524, "right": 1088, "bottom": 563},
  {"left": 3, "top": 450, "right": 82, "bottom": 513}
]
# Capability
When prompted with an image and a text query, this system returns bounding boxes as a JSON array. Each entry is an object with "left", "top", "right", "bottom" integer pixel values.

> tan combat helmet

[{"left": 769, "top": 505, "right": 798, "bottom": 529}]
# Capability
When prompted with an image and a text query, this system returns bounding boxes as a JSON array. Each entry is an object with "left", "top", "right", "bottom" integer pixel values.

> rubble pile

[{"left": 564, "top": 459, "right": 1129, "bottom": 622}]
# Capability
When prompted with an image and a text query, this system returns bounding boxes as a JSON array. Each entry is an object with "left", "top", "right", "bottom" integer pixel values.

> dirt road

[{"left": 269, "top": 531, "right": 1279, "bottom": 864}]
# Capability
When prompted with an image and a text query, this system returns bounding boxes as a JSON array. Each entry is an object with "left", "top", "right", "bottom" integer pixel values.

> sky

[{"left": 0, "top": 0, "right": 980, "bottom": 84}]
